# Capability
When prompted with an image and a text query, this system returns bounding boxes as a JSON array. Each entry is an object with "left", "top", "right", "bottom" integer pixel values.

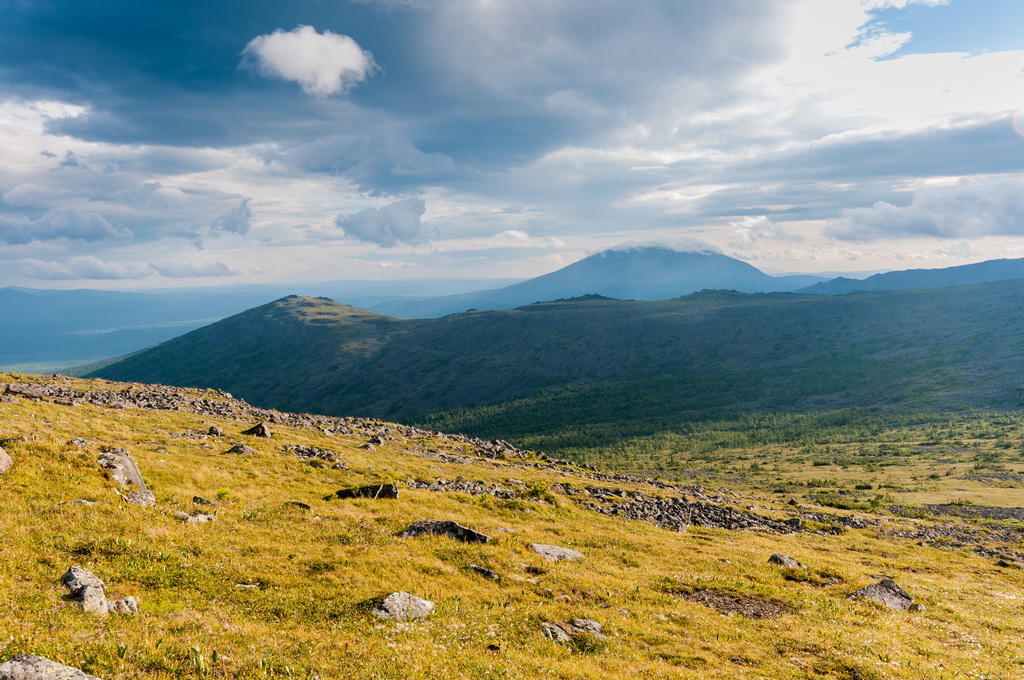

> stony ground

[{"left": 4, "top": 373, "right": 1024, "bottom": 679}]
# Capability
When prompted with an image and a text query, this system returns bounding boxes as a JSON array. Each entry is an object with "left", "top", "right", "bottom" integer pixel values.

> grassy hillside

[
  {"left": 5, "top": 373, "right": 1024, "bottom": 678},
  {"left": 90, "top": 282, "right": 1024, "bottom": 463}
]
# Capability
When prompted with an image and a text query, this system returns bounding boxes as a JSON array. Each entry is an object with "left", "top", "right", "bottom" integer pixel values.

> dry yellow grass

[{"left": 2, "top": 374, "right": 1024, "bottom": 679}]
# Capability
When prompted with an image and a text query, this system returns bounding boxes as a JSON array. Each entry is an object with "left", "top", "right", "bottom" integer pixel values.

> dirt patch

[{"left": 679, "top": 589, "right": 793, "bottom": 619}]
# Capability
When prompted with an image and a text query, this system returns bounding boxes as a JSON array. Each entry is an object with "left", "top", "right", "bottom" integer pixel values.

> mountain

[
  {"left": 370, "top": 246, "right": 828, "bottom": 317},
  {"left": 0, "top": 277, "right": 519, "bottom": 371},
  {"left": 91, "top": 280, "right": 1024, "bottom": 455},
  {"left": 798, "top": 257, "right": 1024, "bottom": 294}
]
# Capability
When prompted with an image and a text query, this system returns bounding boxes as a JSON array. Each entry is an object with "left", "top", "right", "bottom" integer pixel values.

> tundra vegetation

[{"left": 3, "top": 374, "right": 1024, "bottom": 679}]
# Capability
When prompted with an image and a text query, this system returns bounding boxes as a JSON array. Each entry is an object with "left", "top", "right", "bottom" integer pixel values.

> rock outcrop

[
  {"left": 0, "top": 446, "right": 11, "bottom": 475},
  {"left": 325, "top": 484, "right": 399, "bottom": 501},
  {"left": 528, "top": 543, "right": 583, "bottom": 562},
  {"left": 851, "top": 579, "right": 915, "bottom": 611},
  {"left": 372, "top": 592, "right": 434, "bottom": 621}
]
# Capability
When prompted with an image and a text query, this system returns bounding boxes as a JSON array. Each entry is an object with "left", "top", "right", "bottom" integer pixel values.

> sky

[{"left": 0, "top": 0, "right": 1023, "bottom": 288}]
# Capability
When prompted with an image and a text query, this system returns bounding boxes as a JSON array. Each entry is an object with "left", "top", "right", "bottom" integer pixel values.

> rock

[
  {"left": 208, "top": 426, "right": 223, "bottom": 436},
  {"left": 224, "top": 444, "right": 258, "bottom": 455},
  {"left": 74, "top": 585, "right": 108, "bottom": 616},
  {"left": 193, "top": 496, "right": 216, "bottom": 506},
  {"left": 768, "top": 554, "right": 803, "bottom": 568},
  {"left": 468, "top": 564, "right": 499, "bottom": 579},
  {"left": 0, "top": 654, "right": 101, "bottom": 680},
  {"left": 285, "top": 501, "right": 312, "bottom": 511},
  {"left": 908, "top": 603, "right": 926, "bottom": 612},
  {"left": 70, "top": 500, "right": 95, "bottom": 506},
  {"left": 183, "top": 513, "right": 216, "bottom": 524},
  {"left": 542, "top": 618, "right": 606, "bottom": 643},
  {"left": 97, "top": 449, "right": 147, "bottom": 490},
  {"left": 106, "top": 596, "right": 139, "bottom": 614},
  {"left": 68, "top": 438, "right": 90, "bottom": 448},
  {"left": 61, "top": 566, "right": 104, "bottom": 591},
  {"left": 400, "top": 520, "right": 491, "bottom": 544},
  {"left": 784, "top": 517, "right": 803, "bottom": 530},
  {"left": 529, "top": 543, "right": 584, "bottom": 562},
  {"left": 0, "top": 447, "right": 11, "bottom": 475},
  {"left": 126, "top": 491, "right": 155, "bottom": 507},
  {"left": 325, "top": 484, "right": 399, "bottom": 500},
  {"left": 243, "top": 422, "right": 272, "bottom": 437},
  {"left": 852, "top": 579, "right": 915, "bottom": 611},
  {"left": 371, "top": 592, "right": 435, "bottom": 621}
]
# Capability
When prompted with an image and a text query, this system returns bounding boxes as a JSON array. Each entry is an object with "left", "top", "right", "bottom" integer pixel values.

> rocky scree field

[{"left": 3, "top": 374, "right": 1024, "bottom": 679}]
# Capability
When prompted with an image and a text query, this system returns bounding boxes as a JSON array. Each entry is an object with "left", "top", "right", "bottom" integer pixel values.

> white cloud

[
  {"left": 336, "top": 197, "right": 428, "bottom": 247},
  {"left": 242, "top": 25, "right": 376, "bottom": 97},
  {"left": 20, "top": 255, "right": 152, "bottom": 280},
  {"left": 728, "top": 215, "right": 802, "bottom": 248},
  {"left": 828, "top": 176, "right": 1024, "bottom": 241},
  {"left": 0, "top": 208, "right": 129, "bottom": 245}
]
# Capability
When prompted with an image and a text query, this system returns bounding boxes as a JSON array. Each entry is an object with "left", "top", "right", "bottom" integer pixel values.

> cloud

[
  {"left": 19, "top": 256, "right": 239, "bottom": 280},
  {"left": 827, "top": 176, "right": 1024, "bottom": 241},
  {"left": 242, "top": 25, "right": 376, "bottom": 97},
  {"left": 0, "top": 208, "right": 129, "bottom": 245},
  {"left": 209, "top": 197, "right": 253, "bottom": 235},
  {"left": 335, "top": 197, "right": 428, "bottom": 247},
  {"left": 149, "top": 261, "right": 238, "bottom": 278},
  {"left": 728, "top": 215, "right": 802, "bottom": 248},
  {"left": 20, "top": 255, "right": 152, "bottom": 280}
]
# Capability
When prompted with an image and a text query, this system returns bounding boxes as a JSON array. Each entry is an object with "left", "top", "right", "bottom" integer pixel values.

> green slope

[{"left": 91, "top": 283, "right": 1024, "bottom": 455}]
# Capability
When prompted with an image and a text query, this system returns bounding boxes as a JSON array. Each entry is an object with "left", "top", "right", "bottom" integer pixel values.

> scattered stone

[
  {"left": 400, "top": 520, "right": 491, "bottom": 544},
  {"left": 372, "top": 592, "right": 435, "bottom": 621},
  {"left": 243, "top": 422, "right": 272, "bottom": 438},
  {"left": 325, "top": 484, "right": 399, "bottom": 500},
  {"left": 70, "top": 500, "right": 95, "bottom": 506},
  {"left": 126, "top": 490, "right": 156, "bottom": 507},
  {"left": 224, "top": 444, "right": 258, "bottom": 455},
  {"left": 909, "top": 603, "right": 926, "bottom": 612},
  {"left": 193, "top": 496, "right": 216, "bottom": 506},
  {"left": 285, "top": 501, "right": 312, "bottom": 511},
  {"left": 183, "top": 513, "right": 216, "bottom": 524},
  {"left": 468, "top": 564, "right": 499, "bottom": 579},
  {"left": 60, "top": 566, "right": 107, "bottom": 616},
  {"left": 0, "top": 446, "right": 11, "bottom": 475},
  {"left": 97, "top": 449, "right": 147, "bottom": 490},
  {"left": 542, "top": 618, "right": 607, "bottom": 643},
  {"left": 405, "top": 477, "right": 517, "bottom": 499},
  {"left": 360, "top": 443, "right": 376, "bottom": 451},
  {"left": 107, "top": 595, "right": 139, "bottom": 614},
  {"left": 208, "top": 426, "right": 223, "bottom": 436},
  {"left": 768, "top": 554, "right": 803, "bottom": 568},
  {"left": 287, "top": 444, "right": 343, "bottom": 466},
  {"left": 851, "top": 579, "right": 915, "bottom": 611},
  {"left": 0, "top": 654, "right": 101, "bottom": 680},
  {"left": 68, "top": 438, "right": 90, "bottom": 448},
  {"left": 529, "top": 543, "right": 583, "bottom": 562}
]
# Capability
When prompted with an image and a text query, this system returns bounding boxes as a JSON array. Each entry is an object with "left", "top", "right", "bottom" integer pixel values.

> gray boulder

[
  {"left": 243, "top": 422, "right": 272, "bottom": 438},
  {"left": 224, "top": 444, "right": 258, "bottom": 456},
  {"left": 106, "top": 596, "right": 139, "bottom": 614},
  {"left": 852, "top": 579, "right": 915, "bottom": 611},
  {"left": 768, "top": 554, "right": 803, "bottom": 568},
  {"left": 400, "top": 520, "right": 491, "bottom": 544},
  {"left": 529, "top": 543, "right": 584, "bottom": 562},
  {"left": 372, "top": 592, "right": 434, "bottom": 621},
  {"left": 468, "top": 564, "right": 499, "bottom": 579},
  {"left": 97, "top": 450, "right": 147, "bottom": 491},
  {"left": 61, "top": 566, "right": 104, "bottom": 591},
  {"left": 0, "top": 654, "right": 101, "bottom": 680},
  {"left": 0, "top": 447, "right": 11, "bottom": 475}
]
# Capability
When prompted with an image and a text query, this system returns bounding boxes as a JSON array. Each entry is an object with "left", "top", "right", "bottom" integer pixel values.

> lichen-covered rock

[
  {"left": 126, "top": 491, "right": 155, "bottom": 507},
  {"left": 61, "top": 566, "right": 104, "bottom": 591},
  {"left": 529, "top": 543, "right": 583, "bottom": 562},
  {"left": 542, "top": 618, "right": 606, "bottom": 643},
  {"left": 97, "top": 449, "right": 147, "bottom": 490},
  {"left": 243, "top": 422, "right": 272, "bottom": 437},
  {"left": 0, "top": 654, "right": 101, "bottom": 680},
  {"left": 852, "top": 579, "right": 914, "bottom": 611},
  {"left": 106, "top": 596, "right": 138, "bottom": 614},
  {"left": 224, "top": 444, "right": 258, "bottom": 455},
  {"left": 400, "top": 520, "right": 491, "bottom": 543},
  {"left": 371, "top": 592, "right": 434, "bottom": 621},
  {"left": 0, "top": 447, "right": 11, "bottom": 475}
]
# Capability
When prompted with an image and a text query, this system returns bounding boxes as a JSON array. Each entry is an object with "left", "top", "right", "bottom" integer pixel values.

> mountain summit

[{"left": 371, "top": 246, "right": 825, "bottom": 317}]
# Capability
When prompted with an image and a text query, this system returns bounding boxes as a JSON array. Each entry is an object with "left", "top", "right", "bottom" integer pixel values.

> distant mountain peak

[{"left": 602, "top": 238, "right": 722, "bottom": 257}]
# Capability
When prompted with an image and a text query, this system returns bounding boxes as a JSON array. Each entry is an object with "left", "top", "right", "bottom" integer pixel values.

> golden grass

[{"left": 2, "top": 374, "right": 1024, "bottom": 678}]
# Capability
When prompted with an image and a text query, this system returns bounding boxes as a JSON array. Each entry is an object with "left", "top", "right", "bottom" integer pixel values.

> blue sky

[{"left": 0, "top": 0, "right": 1022, "bottom": 287}]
